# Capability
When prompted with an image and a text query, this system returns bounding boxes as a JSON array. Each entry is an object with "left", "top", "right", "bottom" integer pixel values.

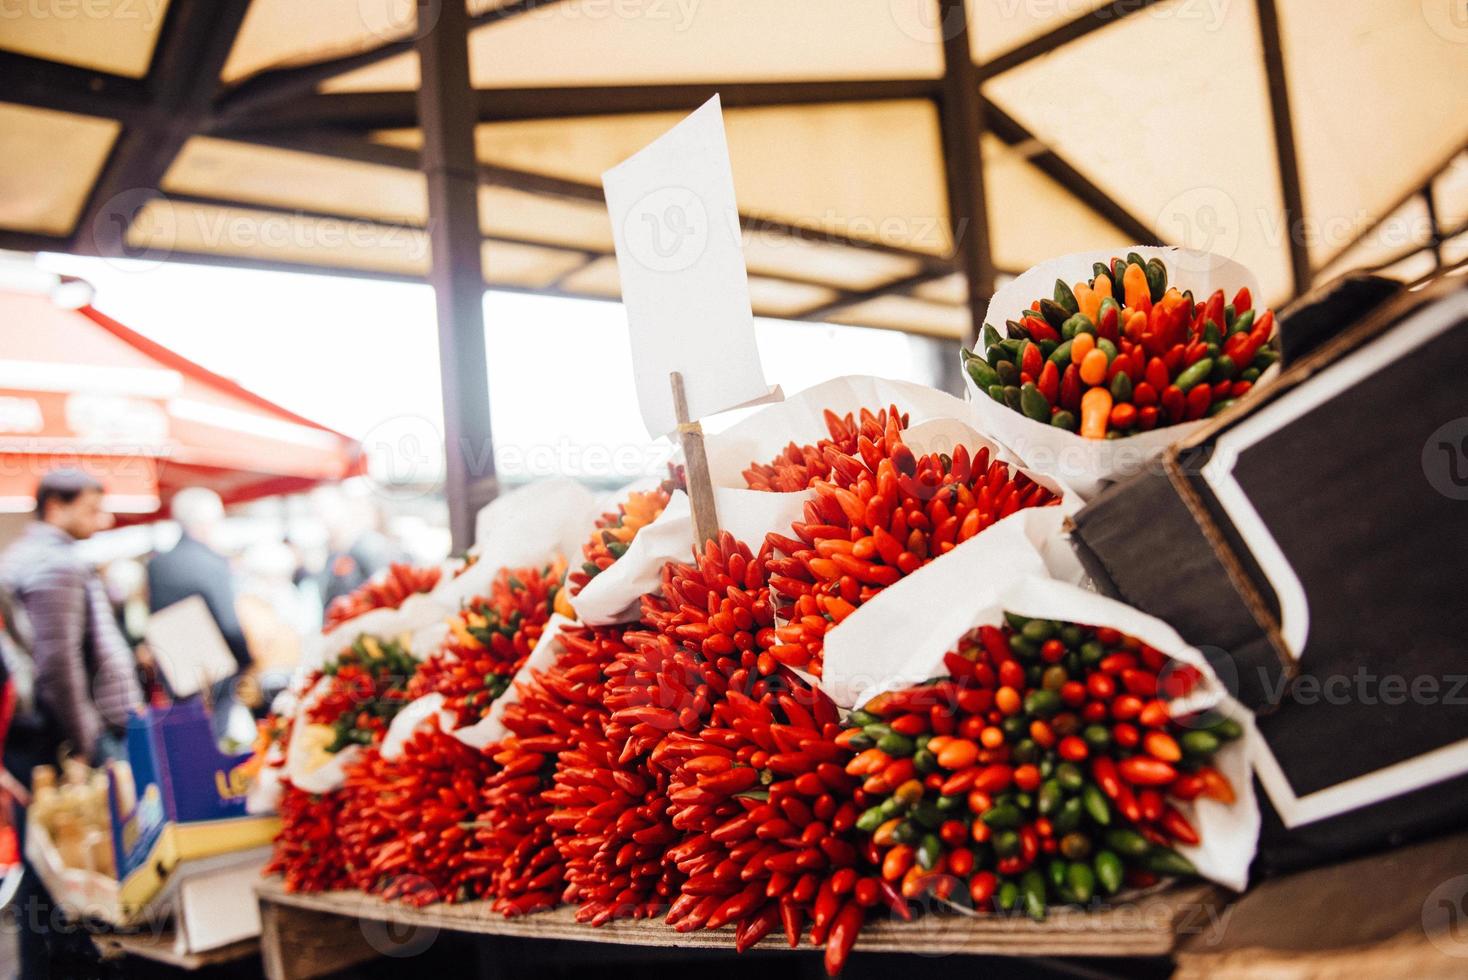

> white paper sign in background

[{"left": 602, "top": 95, "right": 773, "bottom": 438}]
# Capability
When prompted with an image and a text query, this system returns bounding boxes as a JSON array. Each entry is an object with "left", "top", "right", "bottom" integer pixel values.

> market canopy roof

[
  {"left": 0, "top": 286, "right": 364, "bottom": 515},
  {"left": 1, "top": 0, "right": 1465, "bottom": 339}
]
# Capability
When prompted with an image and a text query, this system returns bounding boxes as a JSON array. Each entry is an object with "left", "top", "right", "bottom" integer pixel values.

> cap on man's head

[{"left": 35, "top": 468, "right": 104, "bottom": 516}]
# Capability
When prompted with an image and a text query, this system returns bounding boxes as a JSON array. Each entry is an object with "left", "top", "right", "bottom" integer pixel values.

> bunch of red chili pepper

[
  {"left": 323, "top": 562, "right": 443, "bottom": 631},
  {"left": 764, "top": 415, "right": 1061, "bottom": 675},
  {"left": 963, "top": 254, "right": 1278, "bottom": 438},
  {"left": 569, "top": 468, "right": 683, "bottom": 595},
  {"left": 476, "top": 624, "right": 631, "bottom": 916},
  {"left": 657, "top": 676, "right": 905, "bottom": 975},
  {"left": 305, "top": 636, "right": 418, "bottom": 753},
  {"left": 407, "top": 561, "right": 564, "bottom": 728},
  {"left": 743, "top": 406, "right": 908, "bottom": 492},
  {"left": 842, "top": 614, "right": 1239, "bottom": 920},
  {"left": 266, "top": 782, "right": 353, "bottom": 893},
  {"left": 337, "top": 718, "right": 501, "bottom": 905}
]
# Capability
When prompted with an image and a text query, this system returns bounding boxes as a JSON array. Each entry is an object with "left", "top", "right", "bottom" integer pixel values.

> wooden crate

[{"left": 255, "top": 876, "right": 1225, "bottom": 980}]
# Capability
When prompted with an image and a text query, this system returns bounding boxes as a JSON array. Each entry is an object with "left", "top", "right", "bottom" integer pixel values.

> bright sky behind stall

[{"left": 33, "top": 252, "right": 942, "bottom": 487}]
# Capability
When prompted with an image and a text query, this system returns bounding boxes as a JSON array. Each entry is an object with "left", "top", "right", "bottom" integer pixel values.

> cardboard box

[
  {"left": 108, "top": 700, "right": 279, "bottom": 920},
  {"left": 1071, "top": 271, "right": 1468, "bottom": 874}
]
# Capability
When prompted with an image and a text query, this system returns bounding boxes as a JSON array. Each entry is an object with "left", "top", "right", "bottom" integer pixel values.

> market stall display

[{"left": 255, "top": 368, "right": 1252, "bottom": 975}]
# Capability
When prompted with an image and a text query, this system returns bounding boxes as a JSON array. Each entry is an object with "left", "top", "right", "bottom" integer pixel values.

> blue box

[{"left": 108, "top": 701, "right": 279, "bottom": 916}]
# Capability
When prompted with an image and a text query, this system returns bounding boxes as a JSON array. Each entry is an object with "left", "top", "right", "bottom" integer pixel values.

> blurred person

[
  {"left": 147, "top": 488, "right": 258, "bottom": 747},
  {"left": 235, "top": 540, "right": 312, "bottom": 715},
  {"left": 0, "top": 469, "right": 144, "bottom": 979},
  {"left": 146, "top": 487, "right": 251, "bottom": 670},
  {"left": 0, "top": 470, "right": 142, "bottom": 764},
  {"left": 102, "top": 557, "right": 149, "bottom": 648},
  {"left": 319, "top": 491, "right": 401, "bottom": 607}
]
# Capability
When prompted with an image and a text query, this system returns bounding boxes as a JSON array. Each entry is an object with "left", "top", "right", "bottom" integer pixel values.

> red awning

[{"left": 0, "top": 287, "right": 364, "bottom": 516}]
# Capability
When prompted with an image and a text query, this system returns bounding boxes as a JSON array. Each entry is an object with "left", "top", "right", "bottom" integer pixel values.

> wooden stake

[{"left": 669, "top": 371, "right": 720, "bottom": 547}]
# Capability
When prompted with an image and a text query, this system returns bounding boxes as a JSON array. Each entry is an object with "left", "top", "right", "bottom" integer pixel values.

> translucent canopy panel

[
  {"left": 479, "top": 186, "right": 613, "bottom": 252},
  {"left": 377, "top": 100, "right": 953, "bottom": 256},
  {"left": 0, "top": 104, "right": 119, "bottom": 236},
  {"left": 557, "top": 256, "right": 621, "bottom": 298},
  {"left": 1435, "top": 153, "right": 1468, "bottom": 233},
  {"left": 1276, "top": 0, "right": 1468, "bottom": 268},
  {"left": 981, "top": 133, "right": 1132, "bottom": 273},
  {"left": 222, "top": 0, "right": 521, "bottom": 84},
  {"left": 1443, "top": 230, "right": 1468, "bottom": 268},
  {"left": 967, "top": 0, "right": 1110, "bottom": 63},
  {"left": 984, "top": 0, "right": 1293, "bottom": 302},
  {"left": 126, "top": 200, "right": 430, "bottom": 277},
  {"left": 740, "top": 235, "right": 922, "bottom": 292},
  {"left": 1367, "top": 249, "right": 1437, "bottom": 287},
  {"left": 162, "top": 137, "right": 428, "bottom": 225},
  {"left": 324, "top": 0, "right": 945, "bottom": 92},
  {"left": 481, "top": 239, "right": 586, "bottom": 288},
  {"left": 828, "top": 295, "right": 969, "bottom": 339},
  {"left": 1315, "top": 195, "right": 1433, "bottom": 286},
  {"left": 913, "top": 273, "right": 967, "bottom": 306},
  {"left": 0, "top": 0, "right": 170, "bottom": 77},
  {"left": 746, "top": 277, "right": 839, "bottom": 318},
  {"left": 223, "top": 0, "right": 408, "bottom": 83}
]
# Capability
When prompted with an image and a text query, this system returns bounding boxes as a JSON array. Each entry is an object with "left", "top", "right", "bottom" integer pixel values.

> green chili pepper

[
  {"left": 1020, "top": 383, "right": 1052, "bottom": 423},
  {"left": 1145, "top": 258, "right": 1167, "bottom": 301},
  {"left": 1104, "top": 829, "right": 1151, "bottom": 858},
  {"left": 967, "top": 358, "right": 999, "bottom": 389},
  {"left": 1082, "top": 784, "right": 1111, "bottom": 826},
  {"left": 1141, "top": 847, "right": 1197, "bottom": 877},
  {"left": 1174, "top": 358, "right": 1213, "bottom": 393},
  {"left": 1094, "top": 850, "right": 1124, "bottom": 895},
  {"left": 1021, "top": 869, "right": 1048, "bottom": 921},
  {"left": 1054, "top": 279, "right": 1079, "bottom": 315}
]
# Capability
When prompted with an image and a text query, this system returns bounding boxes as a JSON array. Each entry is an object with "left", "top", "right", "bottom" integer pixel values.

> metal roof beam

[
  {"left": 1256, "top": 0, "right": 1311, "bottom": 297},
  {"left": 977, "top": 0, "right": 1164, "bottom": 80},
  {"left": 0, "top": 51, "right": 152, "bottom": 125},
  {"left": 938, "top": 0, "right": 996, "bottom": 344},
  {"left": 982, "top": 97, "right": 1164, "bottom": 246},
  {"left": 69, "top": 0, "right": 253, "bottom": 257},
  {"left": 212, "top": 78, "right": 943, "bottom": 134}
]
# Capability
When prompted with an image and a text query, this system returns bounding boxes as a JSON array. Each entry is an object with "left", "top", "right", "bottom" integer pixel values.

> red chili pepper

[
  {"left": 1037, "top": 360, "right": 1060, "bottom": 405},
  {"left": 824, "top": 900, "right": 865, "bottom": 976},
  {"left": 1118, "top": 756, "right": 1178, "bottom": 786}
]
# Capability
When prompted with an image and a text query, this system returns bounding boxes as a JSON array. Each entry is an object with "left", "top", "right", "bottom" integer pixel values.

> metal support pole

[
  {"left": 938, "top": 0, "right": 997, "bottom": 346},
  {"left": 416, "top": 0, "right": 497, "bottom": 552}
]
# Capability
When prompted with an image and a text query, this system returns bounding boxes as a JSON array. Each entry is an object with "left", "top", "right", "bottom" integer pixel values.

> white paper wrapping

[
  {"left": 570, "top": 480, "right": 682, "bottom": 625},
  {"left": 821, "top": 518, "right": 1259, "bottom": 890},
  {"left": 457, "top": 612, "right": 579, "bottom": 750},
  {"left": 571, "top": 487, "right": 814, "bottom": 625},
  {"left": 378, "top": 692, "right": 448, "bottom": 761},
  {"left": 968, "top": 246, "right": 1263, "bottom": 500},
  {"left": 378, "top": 612, "right": 581, "bottom": 759}
]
